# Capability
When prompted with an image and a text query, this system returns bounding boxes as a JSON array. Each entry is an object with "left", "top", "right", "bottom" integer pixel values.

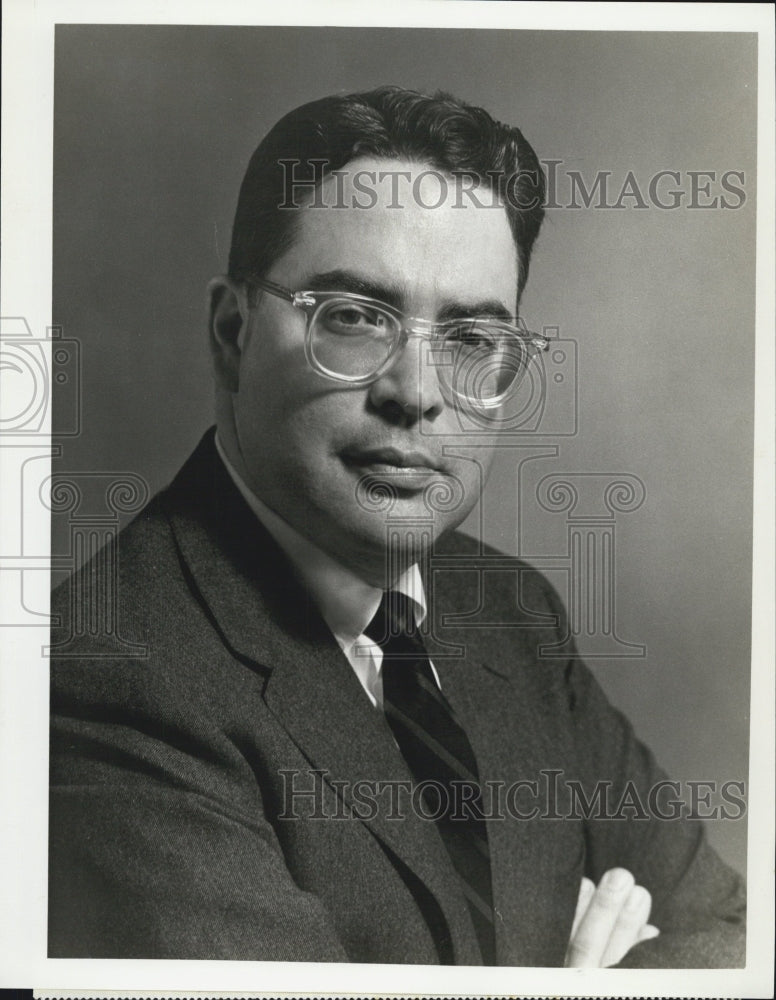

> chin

[{"left": 358, "top": 505, "right": 458, "bottom": 556}]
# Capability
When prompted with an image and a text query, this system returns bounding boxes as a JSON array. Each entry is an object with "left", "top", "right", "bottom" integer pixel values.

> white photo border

[{"left": 1, "top": 1, "right": 773, "bottom": 997}]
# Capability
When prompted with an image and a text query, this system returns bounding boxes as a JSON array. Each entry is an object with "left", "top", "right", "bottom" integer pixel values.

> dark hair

[{"left": 228, "top": 86, "right": 545, "bottom": 301}]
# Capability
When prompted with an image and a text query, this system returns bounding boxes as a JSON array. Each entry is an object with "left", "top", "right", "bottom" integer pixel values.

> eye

[
  {"left": 323, "top": 302, "right": 388, "bottom": 334},
  {"left": 443, "top": 320, "right": 501, "bottom": 353}
]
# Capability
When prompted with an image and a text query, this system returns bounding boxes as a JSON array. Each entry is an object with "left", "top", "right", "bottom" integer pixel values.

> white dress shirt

[{"left": 215, "top": 434, "right": 441, "bottom": 709}]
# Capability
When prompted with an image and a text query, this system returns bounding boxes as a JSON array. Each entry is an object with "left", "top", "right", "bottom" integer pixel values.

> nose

[{"left": 366, "top": 328, "right": 445, "bottom": 425}]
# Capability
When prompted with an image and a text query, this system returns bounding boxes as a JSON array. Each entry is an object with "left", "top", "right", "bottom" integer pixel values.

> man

[{"left": 48, "top": 86, "right": 745, "bottom": 967}]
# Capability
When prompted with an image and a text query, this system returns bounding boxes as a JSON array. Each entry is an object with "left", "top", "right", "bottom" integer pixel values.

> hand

[{"left": 564, "top": 868, "right": 660, "bottom": 967}]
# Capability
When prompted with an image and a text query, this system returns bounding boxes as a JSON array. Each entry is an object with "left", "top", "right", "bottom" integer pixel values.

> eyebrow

[
  {"left": 302, "top": 269, "right": 514, "bottom": 322},
  {"left": 303, "top": 270, "right": 404, "bottom": 308}
]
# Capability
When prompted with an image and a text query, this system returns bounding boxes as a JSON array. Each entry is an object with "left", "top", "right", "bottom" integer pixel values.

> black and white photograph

[{"left": 0, "top": 1, "right": 773, "bottom": 997}]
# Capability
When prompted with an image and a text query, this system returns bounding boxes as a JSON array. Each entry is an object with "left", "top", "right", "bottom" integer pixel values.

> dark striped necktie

[{"left": 365, "top": 590, "right": 496, "bottom": 965}]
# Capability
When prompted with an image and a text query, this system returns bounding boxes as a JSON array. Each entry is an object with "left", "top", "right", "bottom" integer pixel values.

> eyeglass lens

[{"left": 309, "top": 298, "right": 529, "bottom": 403}]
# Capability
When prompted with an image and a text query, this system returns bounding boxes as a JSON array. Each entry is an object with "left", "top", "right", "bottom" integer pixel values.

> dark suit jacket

[{"left": 48, "top": 429, "right": 745, "bottom": 966}]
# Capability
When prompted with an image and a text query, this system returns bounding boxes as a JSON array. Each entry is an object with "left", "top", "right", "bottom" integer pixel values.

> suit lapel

[
  {"left": 162, "top": 430, "right": 481, "bottom": 964},
  {"left": 261, "top": 634, "right": 482, "bottom": 963},
  {"left": 427, "top": 552, "right": 583, "bottom": 966}
]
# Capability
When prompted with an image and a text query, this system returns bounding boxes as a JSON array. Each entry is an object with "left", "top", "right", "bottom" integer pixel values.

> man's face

[{"left": 224, "top": 157, "right": 519, "bottom": 585}]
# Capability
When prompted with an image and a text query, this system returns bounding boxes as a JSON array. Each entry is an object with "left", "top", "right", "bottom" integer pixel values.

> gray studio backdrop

[{"left": 52, "top": 26, "right": 756, "bottom": 875}]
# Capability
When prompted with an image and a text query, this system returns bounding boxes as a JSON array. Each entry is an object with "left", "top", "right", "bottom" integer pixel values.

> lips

[
  {"left": 340, "top": 445, "right": 444, "bottom": 489},
  {"left": 342, "top": 445, "right": 441, "bottom": 471}
]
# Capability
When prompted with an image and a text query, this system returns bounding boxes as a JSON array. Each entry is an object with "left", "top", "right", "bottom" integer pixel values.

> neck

[{"left": 331, "top": 535, "right": 427, "bottom": 591}]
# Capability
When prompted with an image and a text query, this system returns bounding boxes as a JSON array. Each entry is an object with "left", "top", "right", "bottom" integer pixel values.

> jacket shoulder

[
  {"left": 50, "top": 490, "right": 177, "bottom": 647},
  {"left": 430, "top": 529, "right": 572, "bottom": 692},
  {"left": 433, "top": 528, "right": 564, "bottom": 619}
]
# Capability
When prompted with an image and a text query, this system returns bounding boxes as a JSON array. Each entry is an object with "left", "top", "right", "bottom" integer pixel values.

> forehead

[{"left": 269, "top": 156, "right": 519, "bottom": 306}]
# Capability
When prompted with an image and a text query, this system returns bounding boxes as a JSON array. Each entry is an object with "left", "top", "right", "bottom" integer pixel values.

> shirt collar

[{"left": 214, "top": 433, "right": 427, "bottom": 648}]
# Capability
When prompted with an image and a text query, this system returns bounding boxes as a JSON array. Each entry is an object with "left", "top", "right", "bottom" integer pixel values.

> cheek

[
  {"left": 236, "top": 341, "right": 317, "bottom": 428},
  {"left": 480, "top": 446, "right": 498, "bottom": 486},
  {"left": 434, "top": 447, "right": 494, "bottom": 523},
  {"left": 464, "top": 453, "right": 494, "bottom": 505},
  {"left": 465, "top": 445, "right": 498, "bottom": 500},
  {"left": 236, "top": 367, "right": 362, "bottom": 464}
]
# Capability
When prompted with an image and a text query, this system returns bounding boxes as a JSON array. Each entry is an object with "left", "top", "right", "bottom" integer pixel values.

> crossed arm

[
  {"left": 48, "top": 570, "right": 746, "bottom": 966},
  {"left": 558, "top": 658, "right": 746, "bottom": 967},
  {"left": 48, "top": 670, "right": 746, "bottom": 967},
  {"left": 566, "top": 869, "right": 659, "bottom": 967}
]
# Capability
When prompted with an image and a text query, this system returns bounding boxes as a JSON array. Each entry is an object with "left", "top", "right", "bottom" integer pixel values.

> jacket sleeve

[
  {"left": 49, "top": 657, "right": 350, "bottom": 961},
  {"left": 545, "top": 574, "right": 747, "bottom": 968}
]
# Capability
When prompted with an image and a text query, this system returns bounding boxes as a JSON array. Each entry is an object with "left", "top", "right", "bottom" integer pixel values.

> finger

[
  {"left": 600, "top": 884, "right": 652, "bottom": 967},
  {"left": 564, "top": 867, "right": 635, "bottom": 968},
  {"left": 570, "top": 877, "right": 596, "bottom": 941},
  {"left": 638, "top": 923, "right": 660, "bottom": 942}
]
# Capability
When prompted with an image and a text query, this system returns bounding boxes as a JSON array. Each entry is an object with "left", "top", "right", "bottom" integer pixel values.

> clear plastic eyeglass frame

[{"left": 247, "top": 276, "right": 549, "bottom": 410}]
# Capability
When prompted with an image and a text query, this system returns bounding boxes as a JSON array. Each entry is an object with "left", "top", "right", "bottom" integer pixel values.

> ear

[{"left": 208, "top": 276, "right": 249, "bottom": 393}]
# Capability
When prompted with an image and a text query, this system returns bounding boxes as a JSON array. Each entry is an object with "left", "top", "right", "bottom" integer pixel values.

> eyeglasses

[{"left": 247, "top": 277, "right": 549, "bottom": 409}]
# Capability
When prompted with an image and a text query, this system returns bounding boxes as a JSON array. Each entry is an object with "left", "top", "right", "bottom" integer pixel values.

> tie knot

[{"left": 365, "top": 590, "right": 418, "bottom": 648}]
